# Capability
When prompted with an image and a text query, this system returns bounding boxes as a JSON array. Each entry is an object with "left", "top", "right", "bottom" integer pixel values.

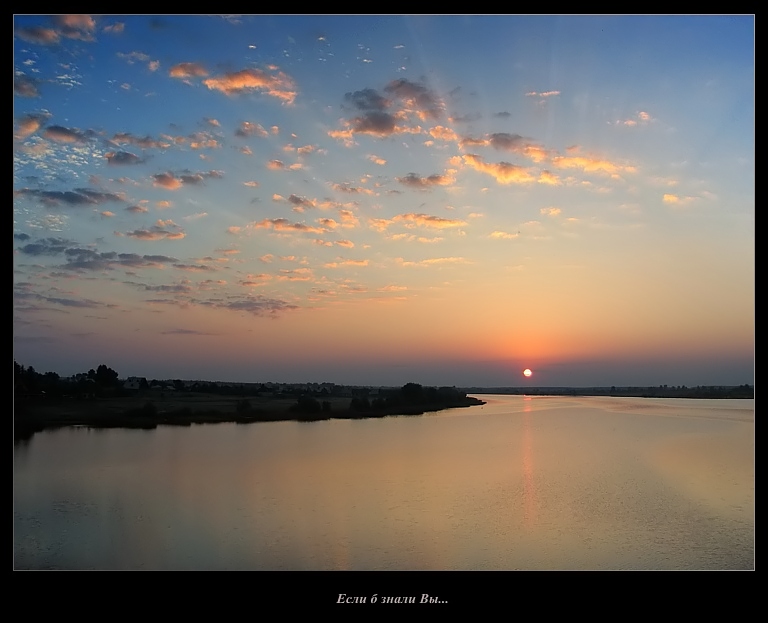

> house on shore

[{"left": 123, "top": 377, "right": 147, "bottom": 390}]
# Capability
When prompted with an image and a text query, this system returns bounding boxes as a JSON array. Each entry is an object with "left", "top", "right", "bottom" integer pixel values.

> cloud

[
  {"left": 348, "top": 111, "right": 399, "bottom": 136},
  {"left": 122, "top": 220, "right": 186, "bottom": 241},
  {"left": 103, "top": 22, "right": 125, "bottom": 34},
  {"left": 367, "top": 154, "right": 387, "bottom": 165},
  {"left": 273, "top": 194, "right": 318, "bottom": 212},
  {"left": 15, "top": 25, "right": 60, "bottom": 45},
  {"left": 330, "top": 78, "right": 443, "bottom": 141},
  {"left": 538, "top": 170, "right": 561, "bottom": 185},
  {"left": 540, "top": 207, "right": 562, "bottom": 216},
  {"left": 428, "top": 125, "right": 459, "bottom": 142},
  {"left": 384, "top": 78, "right": 443, "bottom": 120},
  {"left": 52, "top": 15, "right": 97, "bottom": 41},
  {"left": 14, "top": 75, "right": 40, "bottom": 97},
  {"left": 144, "top": 284, "right": 193, "bottom": 293},
  {"left": 489, "top": 230, "right": 519, "bottom": 240},
  {"left": 42, "top": 125, "right": 91, "bottom": 143},
  {"left": 126, "top": 205, "right": 148, "bottom": 214},
  {"left": 338, "top": 210, "right": 360, "bottom": 228},
  {"left": 18, "top": 239, "right": 180, "bottom": 271},
  {"left": 152, "top": 172, "right": 183, "bottom": 190},
  {"left": 105, "top": 150, "right": 143, "bottom": 165},
  {"left": 169, "top": 62, "right": 208, "bottom": 79},
  {"left": 16, "top": 236, "right": 73, "bottom": 256},
  {"left": 152, "top": 170, "right": 223, "bottom": 189},
  {"left": 525, "top": 90, "right": 560, "bottom": 98},
  {"left": 14, "top": 113, "right": 49, "bottom": 139},
  {"left": 111, "top": 132, "right": 171, "bottom": 149},
  {"left": 663, "top": 193, "right": 696, "bottom": 206},
  {"left": 203, "top": 67, "right": 297, "bottom": 104},
  {"left": 332, "top": 183, "right": 375, "bottom": 195},
  {"left": 397, "top": 256, "right": 468, "bottom": 267},
  {"left": 172, "top": 263, "right": 216, "bottom": 272},
  {"left": 235, "top": 121, "right": 268, "bottom": 138},
  {"left": 460, "top": 132, "right": 549, "bottom": 163},
  {"left": 462, "top": 154, "right": 535, "bottom": 184},
  {"left": 16, "top": 187, "right": 125, "bottom": 206},
  {"left": 324, "top": 259, "right": 369, "bottom": 268},
  {"left": 205, "top": 295, "right": 298, "bottom": 317},
  {"left": 277, "top": 267, "right": 314, "bottom": 281},
  {"left": 253, "top": 218, "right": 326, "bottom": 234},
  {"left": 616, "top": 111, "right": 654, "bottom": 126},
  {"left": 344, "top": 88, "right": 390, "bottom": 111},
  {"left": 550, "top": 153, "right": 637, "bottom": 176},
  {"left": 371, "top": 213, "right": 467, "bottom": 232},
  {"left": 396, "top": 171, "right": 456, "bottom": 189},
  {"left": 395, "top": 213, "right": 466, "bottom": 229}
]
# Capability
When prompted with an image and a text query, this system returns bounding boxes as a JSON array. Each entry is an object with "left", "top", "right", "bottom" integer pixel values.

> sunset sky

[{"left": 13, "top": 15, "right": 754, "bottom": 387}]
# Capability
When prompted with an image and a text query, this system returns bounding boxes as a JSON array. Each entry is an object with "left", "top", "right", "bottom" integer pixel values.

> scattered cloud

[
  {"left": 169, "top": 62, "right": 208, "bottom": 79},
  {"left": 122, "top": 219, "right": 186, "bottom": 240},
  {"left": 235, "top": 121, "right": 268, "bottom": 138},
  {"left": 105, "top": 150, "right": 144, "bottom": 165},
  {"left": 152, "top": 170, "right": 223, "bottom": 189},
  {"left": 253, "top": 218, "right": 326, "bottom": 234},
  {"left": 14, "top": 75, "right": 40, "bottom": 98},
  {"left": 461, "top": 154, "right": 535, "bottom": 184},
  {"left": 663, "top": 193, "right": 697, "bottom": 206},
  {"left": 203, "top": 67, "right": 297, "bottom": 103},
  {"left": 16, "top": 187, "right": 125, "bottom": 206}
]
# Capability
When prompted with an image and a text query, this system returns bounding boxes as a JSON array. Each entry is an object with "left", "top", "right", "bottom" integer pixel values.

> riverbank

[{"left": 13, "top": 391, "right": 486, "bottom": 441}]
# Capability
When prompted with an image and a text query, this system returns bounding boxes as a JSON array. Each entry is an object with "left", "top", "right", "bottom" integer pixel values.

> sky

[{"left": 13, "top": 15, "right": 754, "bottom": 387}]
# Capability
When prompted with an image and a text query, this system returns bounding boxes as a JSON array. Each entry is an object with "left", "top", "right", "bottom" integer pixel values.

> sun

[{"left": 523, "top": 368, "right": 533, "bottom": 378}]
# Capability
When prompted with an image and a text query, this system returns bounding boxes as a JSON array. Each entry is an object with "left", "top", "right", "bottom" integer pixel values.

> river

[{"left": 13, "top": 395, "right": 754, "bottom": 570}]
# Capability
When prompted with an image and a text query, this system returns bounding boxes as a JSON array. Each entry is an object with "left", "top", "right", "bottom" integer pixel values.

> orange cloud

[
  {"left": 397, "top": 256, "right": 468, "bottom": 267},
  {"left": 551, "top": 151, "right": 636, "bottom": 176},
  {"left": 338, "top": 210, "right": 360, "bottom": 228},
  {"left": 462, "top": 154, "right": 535, "bottom": 184},
  {"left": 663, "top": 193, "right": 696, "bottom": 206},
  {"left": 236, "top": 121, "right": 268, "bottom": 138},
  {"left": 429, "top": 125, "right": 459, "bottom": 142},
  {"left": 324, "top": 259, "right": 369, "bottom": 268},
  {"left": 393, "top": 213, "right": 466, "bottom": 229},
  {"left": 538, "top": 170, "right": 561, "bottom": 185},
  {"left": 203, "top": 68, "right": 296, "bottom": 104},
  {"left": 152, "top": 173, "right": 183, "bottom": 189},
  {"left": 14, "top": 113, "right": 48, "bottom": 139},
  {"left": 253, "top": 218, "right": 326, "bottom": 234},
  {"left": 169, "top": 62, "right": 208, "bottom": 79},
  {"left": 540, "top": 207, "right": 562, "bottom": 216},
  {"left": 489, "top": 231, "right": 519, "bottom": 240}
]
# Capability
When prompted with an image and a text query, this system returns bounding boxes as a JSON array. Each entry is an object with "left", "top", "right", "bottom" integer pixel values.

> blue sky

[{"left": 13, "top": 15, "right": 754, "bottom": 386}]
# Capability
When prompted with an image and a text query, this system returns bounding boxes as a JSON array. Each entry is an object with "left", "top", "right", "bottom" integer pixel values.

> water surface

[{"left": 14, "top": 395, "right": 754, "bottom": 570}]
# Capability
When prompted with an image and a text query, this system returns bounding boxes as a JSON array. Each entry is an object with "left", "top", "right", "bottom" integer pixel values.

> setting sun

[{"left": 523, "top": 369, "right": 533, "bottom": 377}]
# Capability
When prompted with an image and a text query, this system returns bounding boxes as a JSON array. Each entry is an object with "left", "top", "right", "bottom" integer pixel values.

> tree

[{"left": 94, "top": 364, "right": 119, "bottom": 388}]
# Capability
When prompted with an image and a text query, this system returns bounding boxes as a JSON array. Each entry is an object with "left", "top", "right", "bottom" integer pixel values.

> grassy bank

[{"left": 13, "top": 390, "right": 485, "bottom": 440}]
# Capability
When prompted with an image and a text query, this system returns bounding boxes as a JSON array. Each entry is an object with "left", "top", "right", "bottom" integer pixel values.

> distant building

[{"left": 123, "top": 377, "right": 146, "bottom": 390}]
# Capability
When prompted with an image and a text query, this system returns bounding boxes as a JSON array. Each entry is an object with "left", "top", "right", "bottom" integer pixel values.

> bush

[{"left": 290, "top": 395, "right": 322, "bottom": 414}]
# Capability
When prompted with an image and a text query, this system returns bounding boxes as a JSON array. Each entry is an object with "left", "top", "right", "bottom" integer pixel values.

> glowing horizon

[{"left": 13, "top": 15, "right": 754, "bottom": 387}]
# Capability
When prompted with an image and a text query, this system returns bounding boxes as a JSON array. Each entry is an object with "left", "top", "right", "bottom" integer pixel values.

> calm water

[{"left": 14, "top": 395, "right": 754, "bottom": 570}]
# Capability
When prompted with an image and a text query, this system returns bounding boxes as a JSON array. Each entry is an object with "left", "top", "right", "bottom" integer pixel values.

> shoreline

[{"left": 13, "top": 392, "right": 486, "bottom": 440}]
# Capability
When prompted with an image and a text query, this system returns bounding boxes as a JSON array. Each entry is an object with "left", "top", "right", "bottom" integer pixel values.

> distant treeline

[{"left": 464, "top": 384, "right": 755, "bottom": 399}]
